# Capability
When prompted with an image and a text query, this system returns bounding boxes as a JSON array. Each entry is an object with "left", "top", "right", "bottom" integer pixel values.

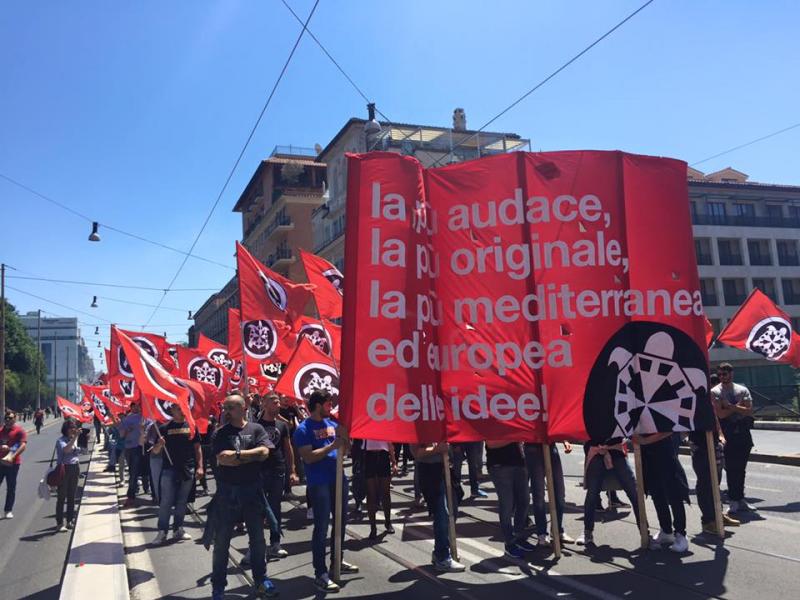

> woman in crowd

[
  {"left": 363, "top": 439, "right": 397, "bottom": 539},
  {"left": 55, "top": 418, "right": 82, "bottom": 532}
]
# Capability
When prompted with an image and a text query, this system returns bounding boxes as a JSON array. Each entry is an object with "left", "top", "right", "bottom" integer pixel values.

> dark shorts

[{"left": 364, "top": 450, "right": 391, "bottom": 478}]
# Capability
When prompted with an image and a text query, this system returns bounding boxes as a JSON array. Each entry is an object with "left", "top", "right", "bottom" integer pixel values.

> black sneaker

[{"left": 315, "top": 574, "right": 340, "bottom": 593}]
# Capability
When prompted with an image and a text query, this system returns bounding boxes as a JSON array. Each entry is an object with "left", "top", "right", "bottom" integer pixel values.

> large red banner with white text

[{"left": 340, "top": 151, "right": 713, "bottom": 443}]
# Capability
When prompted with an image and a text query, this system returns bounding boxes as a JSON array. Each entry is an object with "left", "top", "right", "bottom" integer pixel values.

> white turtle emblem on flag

[
  {"left": 746, "top": 317, "right": 792, "bottom": 361},
  {"left": 294, "top": 362, "right": 339, "bottom": 402},
  {"left": 608, "top": 331, "right": 706, "bottom": 437}
]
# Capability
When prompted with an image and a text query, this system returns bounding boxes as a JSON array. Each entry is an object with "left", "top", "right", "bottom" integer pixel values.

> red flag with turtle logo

[
  {"left": 300, "top": 249, "right": 344, "bottom": 320},
  {"left": 274, "top": 336, "right": 340, "bottom": 406},
  {"left": 57, "top": 396, "right": 93, "bottom": 423},
  {"left": 716, "top": 288, "right": 800, "bottom": 366}
]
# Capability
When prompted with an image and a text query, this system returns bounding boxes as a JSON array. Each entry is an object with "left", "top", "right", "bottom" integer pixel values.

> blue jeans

[
  {"left": 125, "top": 447, "right": 148, "bottom": 500},
  {"left": 307, "top": 477, "right": 348, "bottom": 577},
  {"left": 157, "top": 467, "right": 193, "bottom": 533},
  {"left": 262, "top": 471, "right": 285, "bottom": 545},
  {"left": 418, "top": 461, "right": 453, "bottom": 561},
  {"left": 583, "top": 451, "right": 639, "bottom": 532},
  {"left": 150, "top": 454, "right": 163, "bottom": 504},
  {"left": 524, "top": 444, "right": 565, "bottom": 535},
  {"left": 0, "top": 464, "right": 20, "bottom": 512},
  {"left": 488, "top": 464, "right": 529, "bottom": 545},
  {"left": 452, "top": 442, "right": 483, "bottom": 493},
  {"left": 212, "top": 481, "right": 267, "bottom": 592}
]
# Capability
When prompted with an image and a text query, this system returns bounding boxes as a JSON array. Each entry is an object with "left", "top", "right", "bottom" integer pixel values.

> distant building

[
  {"left": 19, "top": 313, "right": 88, "bottom": 403},
  {"left": 312, "top": 107, "right": 531, "bottom": 269},
  {"left": 690, "top": 167, "right": 800, "bottom": 404},
  {"left": 190, "top": 146, "right": 326, "bottom": 345}
]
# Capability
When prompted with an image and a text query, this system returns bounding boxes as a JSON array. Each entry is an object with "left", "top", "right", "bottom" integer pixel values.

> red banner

[
  {"left": 717, "top": 288, "right": 800, "bottom": 366},
  {"left": 57, "top": 396, "right": 92, "bottom": 423},
  {"left": 274, "top": 337, "right": 339, "bottom": 406},
  {"left": 80, "top": 384, "right": 114, "bottom": 425},
  {"left": 300, "top": 248, "right": 344, "bottom": 319},
  {"left": 341, "top": 151, "right": 713, "bottom": 443}
]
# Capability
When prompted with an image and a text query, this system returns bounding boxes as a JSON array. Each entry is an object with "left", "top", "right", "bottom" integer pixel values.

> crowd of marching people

[{"left": 0, "top": 362, "right": 757, "bottom": 598}]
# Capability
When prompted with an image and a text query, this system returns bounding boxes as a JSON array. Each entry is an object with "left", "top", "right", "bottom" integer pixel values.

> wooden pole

[
  {"left": 442, "top": 449, "right": 459, "bottom": 561},
  {"left": 632, "top": 441, "right": 650, "bottom": 549},
  {"left": 0, "top": 263, "right": 5, "bottom": 417},
  {"left": 331, "top": 425, "right": 346, "bottom": 582},
  {"left": 542, "top": 443, "right": 562, "bottom": 558},
  {"left": 706, "top": 430, "right": 725, "bottom": 539}
]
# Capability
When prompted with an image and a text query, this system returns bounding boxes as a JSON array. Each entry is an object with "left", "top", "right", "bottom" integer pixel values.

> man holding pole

[{"left": 294, "top": 390, "right": 358, "bottom": 593}]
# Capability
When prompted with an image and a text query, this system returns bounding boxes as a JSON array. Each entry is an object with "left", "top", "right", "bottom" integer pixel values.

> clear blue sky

[{"left": 1, "top": 0, "right": 798, "bottom": 371}]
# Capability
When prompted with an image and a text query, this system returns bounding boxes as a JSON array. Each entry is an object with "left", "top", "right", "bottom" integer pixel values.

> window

[
  {"left": 706, "top": 202, "right": 726, "bottom": 221},
  {"left": 747, "top": 239, "right": 772, "bottom": 266},
  {"left": 765, "top": 205, "right": 783, "bottom": 218},
  {"left": 722, "top": 278, "right": 747, "bottom": 306},
  {"left": 777, "top": 240, "right": 800, "bottom": 266},
  {"left": 700, "top": 278, "right": 718, "bottom": 306},
  {"left": 752, "top": 278, "right": 778, "bottom": 303},
  {"left": 695, "top": 239, "right": 713, "bottom": 265},
  {"left": 690, "top": 201, "right": 698, "bottom": 217},
  {"left": 782, "top": 279, "right": 800, "bottom": 305},
  {"left": 709, "top": 319, "right": 722, "bottom": 335},
  {"left": 717, "top": 239, "right": 743, "bottom": 265},
  {"left": 792, "top": 317, "right": 800, "bottom": 333},
  {"left": 733, "top": 203, "right": 755, "bottom": 217},
  {"left": 788, "top": 206, "right": 800, "bottom": 221}
]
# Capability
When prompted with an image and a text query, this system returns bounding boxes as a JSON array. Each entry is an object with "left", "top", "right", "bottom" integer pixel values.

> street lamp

[
  {"left": 91, "top": 296, "right": 98, "bottom": 308},
  {"left": 88, "top": 222, "right": 101, "bottom": 242}
]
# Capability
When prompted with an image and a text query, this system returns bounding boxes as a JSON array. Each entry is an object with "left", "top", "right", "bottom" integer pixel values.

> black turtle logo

[
  {"left": 584, "top": 321, "right": 710, "bottom": 440},
  {"left": 260, "top": 362, "right": 285, "bottom": 382},
  {"left": 322, "top": 267, "right": 344, "bottom": 296},
  {"left": 746, "top": 317, "right": 792, "bottom": 361},
  {"left": 243, "top": 320, "right": 278, "bottom": 360},
  {"left": 258, "top": 271, "right": 288, "bottom": 312},
  {"left": 118, "top": 337, "right": 158, "bottom": 378},
  {"left": 188, "top": 357, "right": 223, "bottom": 389},
  {"left": 294, "top": 362, "right": 340, "bottom": 402},
  {"left": 208, "top": 347, "right": 235, "bottom": 371},
  {"left": 298, "top": 323, "right": 332, "bottom": 356}
]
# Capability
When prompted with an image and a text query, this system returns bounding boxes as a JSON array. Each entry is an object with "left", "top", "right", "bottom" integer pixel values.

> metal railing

[{"left": 270, "top": 145, "right": 318, "bottom": 158}]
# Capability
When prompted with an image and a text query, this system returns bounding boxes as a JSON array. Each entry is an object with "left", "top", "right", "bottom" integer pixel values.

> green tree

[{"left": 2, "top": 299, "right": 48, "bottom": 410}]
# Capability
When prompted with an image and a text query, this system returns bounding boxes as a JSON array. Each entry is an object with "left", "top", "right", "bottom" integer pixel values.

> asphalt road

[
  {"left": 119, "top": 445, "right": 800, "bottom": 600},
  {"left": 0, "top": 418, "right": 93, "bottom": 600}
]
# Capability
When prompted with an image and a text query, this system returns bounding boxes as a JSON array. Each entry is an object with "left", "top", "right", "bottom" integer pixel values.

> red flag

[
  {"left": 341, "top": 151, "right": 713, "bottom": 443},
  {"left": 274, "top": 337, "right": 340, "bottom": 405},
  {"left": 57, "top": 396, "right": 92, "bottom": 423},
  {"left": 717, "top": 288, "right": 800, "bottom": 366},
  {"left": 176, "top": 345, "right": 229, "bottom": 393},
  {"left": 704, "top": 315, "right": 715, "bottom": 348},
  {"left": 236, "top": 241, "right": 314, "bottom": 327},
  {"left": 117, "top": 329, "right": 196, "bottom": 435},
  {"left": 228, "top": 308, "right": 243, "bottom": 360},
  {"left": 196, "top": 333, "right": 239, "bottom": 377},
  {"left": 300, "top": 249, "right": 344, "bottom": 319},
  {"left": 109, "top": 328, "right": 171, "bottom": 379},
  {"left": 81, "top": 384, "right": 114, "bottom": 425},
  {"left": 297, "top": 316, "right": 341, "bottom": 365},
  {"left": 175, "top": 377, "right": 215, "bottom": 435}
]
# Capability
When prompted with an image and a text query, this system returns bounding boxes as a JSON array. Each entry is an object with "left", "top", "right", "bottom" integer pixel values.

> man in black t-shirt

[
  {"left": 209, "top": 394, "right": 277, "bottom": 600},
  {"left": 257, "top": 393, "right": 299, "bottom": 558}
]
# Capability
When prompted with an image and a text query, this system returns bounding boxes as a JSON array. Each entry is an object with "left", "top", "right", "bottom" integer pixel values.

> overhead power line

[
  {"left": 143, "top": 0, "right": 321, "bottom": 327},
  {"left": 431, "top": 0, "right": 656, "bottom": 167},
  {"left": 6, "top": 285, "right": 114, "bottom": 323},
  {"left": 7, "top": 274, "right": 220, "bottom": 292},
  {"left": 691, "top": 122, "right": 800, "bottom": 167},
  {"left": 0, "top": 172, "right": 234, "bottom": 270}
]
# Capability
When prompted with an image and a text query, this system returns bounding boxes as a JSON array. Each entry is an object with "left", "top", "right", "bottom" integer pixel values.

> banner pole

[
  {"left": 331, "top": 427, "right": 346, "bottom": 583},
  {"left": 706, "top": 430, "right": 725, "bottom": 539},
  {"left": 442, "top": 448, "right": 459, "bottom": 561},
  {"left": 542, "top": 443, "right": 562, "bottom": 558},
  {"left": 632, "top": 441, "right": 650, "bottom": 549}
]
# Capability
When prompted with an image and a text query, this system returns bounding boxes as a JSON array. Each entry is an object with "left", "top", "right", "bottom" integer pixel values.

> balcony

[
  {"left": 693, "top": 213, "right": 800, "bottom": 228},
  {"left": 314, "top": 230, "right": 344, "bottom": 254},
  {"left": 266, "top": 247, "right": 293, "bottom": 268},
  {"left": 265, "top": 214, "right": 293, "bottom": 238}
]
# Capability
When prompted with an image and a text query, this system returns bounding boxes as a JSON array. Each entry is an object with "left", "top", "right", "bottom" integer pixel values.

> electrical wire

[
  {"left": 95, "top": 294, "right": 190, "bottom": 312},
  {"left": 690, "top": 122, "right": 800, "bottom": 167},
  {"left": 430, "top": 0, "right": 656, "bottom": 167},
  {"left": 6, "top": 285, "right": 114, "bottom": 323},
  {"left": 0, "top": 173, "right": 233, "bottom": 270},
  {"left": 142, "top": 0, "right": 321, "bottom": 328},
  {"left": 5, "top": 274, "right": 220, "bottom": 291}
]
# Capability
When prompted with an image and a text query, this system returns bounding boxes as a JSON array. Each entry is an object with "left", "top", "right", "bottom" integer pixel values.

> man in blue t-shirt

[{"left": 293, "top": 391, "right": 358, "bottom": 592}]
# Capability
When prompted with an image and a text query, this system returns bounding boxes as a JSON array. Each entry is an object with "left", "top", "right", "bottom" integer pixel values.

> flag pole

[
  {"left": 706, "top": 430, "right": 725, "bottom": 539},
  {"left": 632, "top": 441, "right": 650, "bottom": 549},
  {"left": 542, "top": 442, "right": 562, "bottom": 558},
  {"left": 442, "top": 447, "right": 459, "bottom": 562}
]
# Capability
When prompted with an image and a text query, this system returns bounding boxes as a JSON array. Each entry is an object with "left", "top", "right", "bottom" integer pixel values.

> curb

[
  {"left": 678, "top": 446, "right": 800, "bottom": 467},
  {"left": 59, "top": 444, "right": 130, "bottom": 600},
  {"left": 753, "top": 421, "right": 800, "bottom": 432}
]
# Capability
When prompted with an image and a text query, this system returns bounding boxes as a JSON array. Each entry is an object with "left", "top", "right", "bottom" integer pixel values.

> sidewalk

[{"left": 59, "top": 443, "right": 129, "bottom": 600}]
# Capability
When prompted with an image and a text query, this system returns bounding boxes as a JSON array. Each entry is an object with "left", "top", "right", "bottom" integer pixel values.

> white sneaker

[
  {"left": 560, "top": 532, "right": 576, "bottom": 544},
  {"left": 4, "top": 512, "right": 13, "bottom": 520},
  {"left": 268, "top": 543, "right": 288, "bottom": 558},
  {"left": 57, "top": 524, "right": 69, "bottom": 533},
  {"left": 576, "top": 531, "right": 594, "bottom": 546},
  {"left": 173, "top": 528, "right": 192, "bottom": 541},
  {"left": 669, "top": 533, "right": 688, "bottom": 553},
  {"left": 152, "top": 531, "right": 168, "bottom": 545},
  {"left": 536, "top": 533, "right": 551, "bottom": 547},
  {"left": 740, "top": 500, "right": 758, "bottom": 511},
  {"left": 650, "top": 530, "right": 675, "bottom": 548},
  {"left": 432, "top": 554, "right": 466, "bottom": 573}
]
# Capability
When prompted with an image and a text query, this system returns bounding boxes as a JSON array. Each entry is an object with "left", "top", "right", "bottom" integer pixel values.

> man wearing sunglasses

[
  {"left": 0, "top": 411, "right": 28, "bottom": 519},
  {"left": 711, "top": 363, "right": 757, "bottom": 514}
]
